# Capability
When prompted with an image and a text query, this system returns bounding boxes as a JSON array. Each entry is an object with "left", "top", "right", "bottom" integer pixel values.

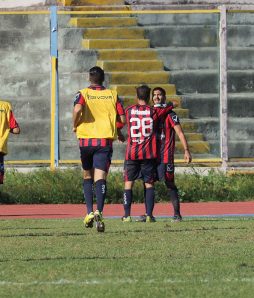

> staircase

[{"left": 59, "top": 0, "right": 211, "bottom": 160}]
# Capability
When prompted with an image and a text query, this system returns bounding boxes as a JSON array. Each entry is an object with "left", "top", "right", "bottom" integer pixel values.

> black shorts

[
  {"left": 156, "top": 163, "right": 175, "bottom": 183},
  {"left": 80, "top": 145, "right": 113, "bottom": 173},
  {"left": 0, "top": 153, "right": 4, "bottom": 184},
  {"left": 124, "top": 159, "right": 156, "bottom": 184}
]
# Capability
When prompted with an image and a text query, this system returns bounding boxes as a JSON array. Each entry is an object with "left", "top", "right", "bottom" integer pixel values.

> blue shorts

[
  {"left": 156, "top": 163, "right": 175, "bottom": 183},
  {"left": 124, "top": 159, "right": 156, "bottom": 184},
  {"left": 79, "top": 146, "right": 113, "bottom": 173},
  {"left": 0, "top": 153, "right": 4, "bottom": 184}
]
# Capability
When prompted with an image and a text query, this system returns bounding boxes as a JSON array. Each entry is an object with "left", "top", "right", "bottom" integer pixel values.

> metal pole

[
  {"left": 219, "top": 5, "right": 228, "bottom": 171},
  {"left": 50, "top": 6, "right": 59, "bottom": 170}
]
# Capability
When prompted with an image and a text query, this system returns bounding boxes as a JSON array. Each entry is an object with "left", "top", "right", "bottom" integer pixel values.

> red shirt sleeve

[
  {"left": 9, "top": 111, "right": 19, "bottom": 129},
  {"left": 74, "top": 92, "right": 85, "bottom": 106},
  {"left": 116, "top": 97, "right": 125, "bottom": 116},
  {"left": 116, "top": 98, "right": 125, "bottom": 129}
]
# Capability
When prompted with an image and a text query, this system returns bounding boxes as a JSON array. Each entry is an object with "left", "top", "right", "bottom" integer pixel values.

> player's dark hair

[
  {"left": 89, "top": 66, "right": 105, "bottom": 84},
  {"left": 152, "top": 87, "right": 166, "bottom": 97},
  {"left": 136, "top": 85, "right": 151, "bottom": 103}
]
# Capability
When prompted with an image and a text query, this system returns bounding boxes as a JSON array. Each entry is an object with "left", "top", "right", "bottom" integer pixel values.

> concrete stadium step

[
  {"left": 228, "top": 141, "right": 254, "bottom": 158},
  {"left": 111, "top": 84, "right": 176, "bottom": 96},
  {"left": 208, "top": 140, "right": 254, "bottom": 158},
  {"left": 83, "top": 27, "right": 145, "bottom": 39},
  {"left": 59, "top": 0, "right": 125, "bottom": 5},
  {"left": 82, "top": 39, "right": 150, "bottom": 49},
  {"left": 176, "top": 133, "right": 204, "bottom": 142},
  {"left": 178, "top": 120, "right": 197, "bottom": 132},
  {"left": 170, "top": 70, "right": 254, "bottom": 94},
  {"left": 157, "top": 47, "right": 254, "bottom": 71},
  {"left": 157, "top": 47, "right": 218, "bottom": 71},
  {"left": 175, "top": 141, "right": 210, "bottom": 154},
  {"left": 98, "top": 49, "right": 158, "bottom": 60},
  {"left": 170, "top": 70, "right": 218, "bottom": 94},
  {"left": 144, "top": 25, "right": 218, "bottom": 47},
  {"left": 69, "top": 5, "right": 130, "bottom": 11},
  {"left": 69, "top": 17, "right": 137, "bottom": 27},
  {"left": 137, "top": 14, "right": 219, "bottom": 26},
  {"left": 228, "top": 70, "right": 254, "bottom": 93},
  {"left": 143, "top": 24, "right": 254, "bottom": 48},
  {"left": 121, "top": 95, "right": 182, "bottom": 108},
  {"left": 228, "top": 25, "right": 254, "bottom": 47},
  {"left": 181, "top": 93, "right": 254, "bottom": 118},
  {"left": 97, "top": 60, "right": 164, "bottom": 71},
  {"left": 192, "top": 118, "right": 219, "bottom": 141},
  {"left": 109, "top": 71, "right": 170, "bottom": 84},
  {"left": 228, "top": 93, "right": 254, "bottom": 117},
  {"left": 137, "top": 13, "right": 254, "bottom": 26}
]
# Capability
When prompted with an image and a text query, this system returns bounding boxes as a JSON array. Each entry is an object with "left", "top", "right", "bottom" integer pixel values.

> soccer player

[
  {"left": 73, "top": 66, "right": 125, "bottom": 232},
  {"left": 139, "top": 87, "right": 192, "bottom": 222},
  {"left": 122, "top": 85, "right": 173, "bottom": 223},
  {"left": 0, "top": 100, "right": 20, "bottom": 185}
]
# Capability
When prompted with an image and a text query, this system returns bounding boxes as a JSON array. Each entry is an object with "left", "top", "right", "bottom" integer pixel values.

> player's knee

[{"left": 165, "top": 180, "right": 178, "bottom": 191}]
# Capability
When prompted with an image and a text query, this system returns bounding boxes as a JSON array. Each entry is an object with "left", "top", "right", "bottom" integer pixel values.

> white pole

[{"left": 219, "top": 5, "right": 228, "bottom": 171}]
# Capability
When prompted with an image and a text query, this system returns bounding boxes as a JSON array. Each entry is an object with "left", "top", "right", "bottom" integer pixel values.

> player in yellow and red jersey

[
  {"left": 73, "top": 66, "right": 125, "bottom": 232},
  {"left": 0, "top": 100, "right": 20, "bottom": 185}
]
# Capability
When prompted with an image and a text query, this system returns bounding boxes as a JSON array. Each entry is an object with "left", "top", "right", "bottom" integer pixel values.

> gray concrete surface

[{"left": 0, "top": 8, "right": 253, "bottom": 162}]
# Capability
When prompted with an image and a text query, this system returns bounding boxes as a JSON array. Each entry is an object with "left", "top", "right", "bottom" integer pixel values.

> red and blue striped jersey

[
  {"left": 155, "top": 107, "right": 180, "bottom": 163},
  {"left": 125, "top": 104, "right": 173, "bottom": 160}
]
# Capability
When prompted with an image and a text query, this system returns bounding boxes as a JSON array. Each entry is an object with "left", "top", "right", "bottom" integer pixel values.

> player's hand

[
  {"left": 117, "top": 131, "right": 125, "bottom": 143},
  {"left": 184, "top": 149, "right": 192, "bottom": 164}
]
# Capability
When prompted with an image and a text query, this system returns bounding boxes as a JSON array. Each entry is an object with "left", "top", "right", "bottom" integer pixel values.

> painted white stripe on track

[{"left": 0, "top": 278, "right": 254, "bottom": 286}]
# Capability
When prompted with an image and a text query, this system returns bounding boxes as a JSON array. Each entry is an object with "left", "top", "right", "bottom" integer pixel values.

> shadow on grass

[{"left": 0, "top": 255, "right": 128, "bottom": 263}]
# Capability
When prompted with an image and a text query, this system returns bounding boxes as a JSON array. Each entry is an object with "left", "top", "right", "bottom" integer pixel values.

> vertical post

[
  {"left": 219, "top": 5, "right": 228, "bottom": 171},
  {"left": 50, "top": 6, "right": 59, "bottom": 170}
]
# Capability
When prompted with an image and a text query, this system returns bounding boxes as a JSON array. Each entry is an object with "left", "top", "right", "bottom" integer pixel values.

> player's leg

[
  {"left": 92, "top": 146, "right": 112, "bottom": 232},
  {"left": 142, "top": 159, "right": 157, "bottom": 222},
  {"left": 93, "top": 146, "right": 112, "bottom": 212},
  {"left": 122, "top": 160, "right": 139, "bottom": 221},
  {"left": 165, "top": 163, "right": 182, "bottom": 222},
  {"left": 0, "top": 153, "right": 4, "bottom": 185},
  {"left": 80, "top": 147, "right": 95, "bottom": 228}
]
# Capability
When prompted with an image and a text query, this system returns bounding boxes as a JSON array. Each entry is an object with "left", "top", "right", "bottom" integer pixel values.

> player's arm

[
  {"left": 174, "top": 124, "right": 192, "bottom": 163},
  {"left": 116, "top": 97, "right": 126, "bottom": 142},
  {"left": 73, "top": 92, "right": 84, "bottom": 132},
  {"left": 9, "top": 111, "right": 20, "bottom": 134},
  {"left": 73, "top": 104, "right": 82, "bottom": 132}
]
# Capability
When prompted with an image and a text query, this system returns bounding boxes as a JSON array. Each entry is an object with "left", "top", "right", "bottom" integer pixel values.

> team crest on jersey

[
  {"left": 172, "top": 115, "right": 179, "bottom": 123},
  {"left": 166, "top": 164, "right": 174, "bottom": 172}
]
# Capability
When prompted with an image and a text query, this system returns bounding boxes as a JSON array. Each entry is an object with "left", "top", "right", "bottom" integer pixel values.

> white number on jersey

[{"left": 130, "top": 117, "right": 153, "bottom": 138}]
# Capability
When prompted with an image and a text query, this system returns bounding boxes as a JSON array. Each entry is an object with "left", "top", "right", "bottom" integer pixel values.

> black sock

[
  {"left": 168, "top": 189, "right": 181, "bottom": 217},
  {"left": 95, "top": 179, "right": 107, "bottom": 212},
  {"left": 123, "top": 189, "right": 132, "bottom": 217},
  {"left": 143, "top": 183, "right": 147, "bottom": 214},
  {"left": 83, "top": 179, "right": 94, "bottom": 214},
  {"left": 145, "top": 187, "right": 155, "bottom": 217}
]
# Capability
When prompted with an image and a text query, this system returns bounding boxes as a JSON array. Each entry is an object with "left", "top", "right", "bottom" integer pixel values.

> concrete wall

[{"left": 0, "top": 9, "right": 253, "bottom": 161}]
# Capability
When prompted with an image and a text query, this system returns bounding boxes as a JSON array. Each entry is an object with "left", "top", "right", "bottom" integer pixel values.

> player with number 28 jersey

[{"left": 125, "top": 104, "right": 173, "bottom": 160}]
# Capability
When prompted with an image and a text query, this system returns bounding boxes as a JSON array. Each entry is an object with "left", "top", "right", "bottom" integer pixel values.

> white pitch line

[{"left": 0, "top": 278, "right": 254, "bottom": 286}]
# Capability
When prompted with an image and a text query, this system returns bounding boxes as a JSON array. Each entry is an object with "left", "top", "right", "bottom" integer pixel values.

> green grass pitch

[{"left": 0, "top": 217, "right": 254, "bottom": 297}]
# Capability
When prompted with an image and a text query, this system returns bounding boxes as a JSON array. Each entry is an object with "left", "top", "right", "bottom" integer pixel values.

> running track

[{"left": 0, "top": 202, "right": 254, "bottom": 219}]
